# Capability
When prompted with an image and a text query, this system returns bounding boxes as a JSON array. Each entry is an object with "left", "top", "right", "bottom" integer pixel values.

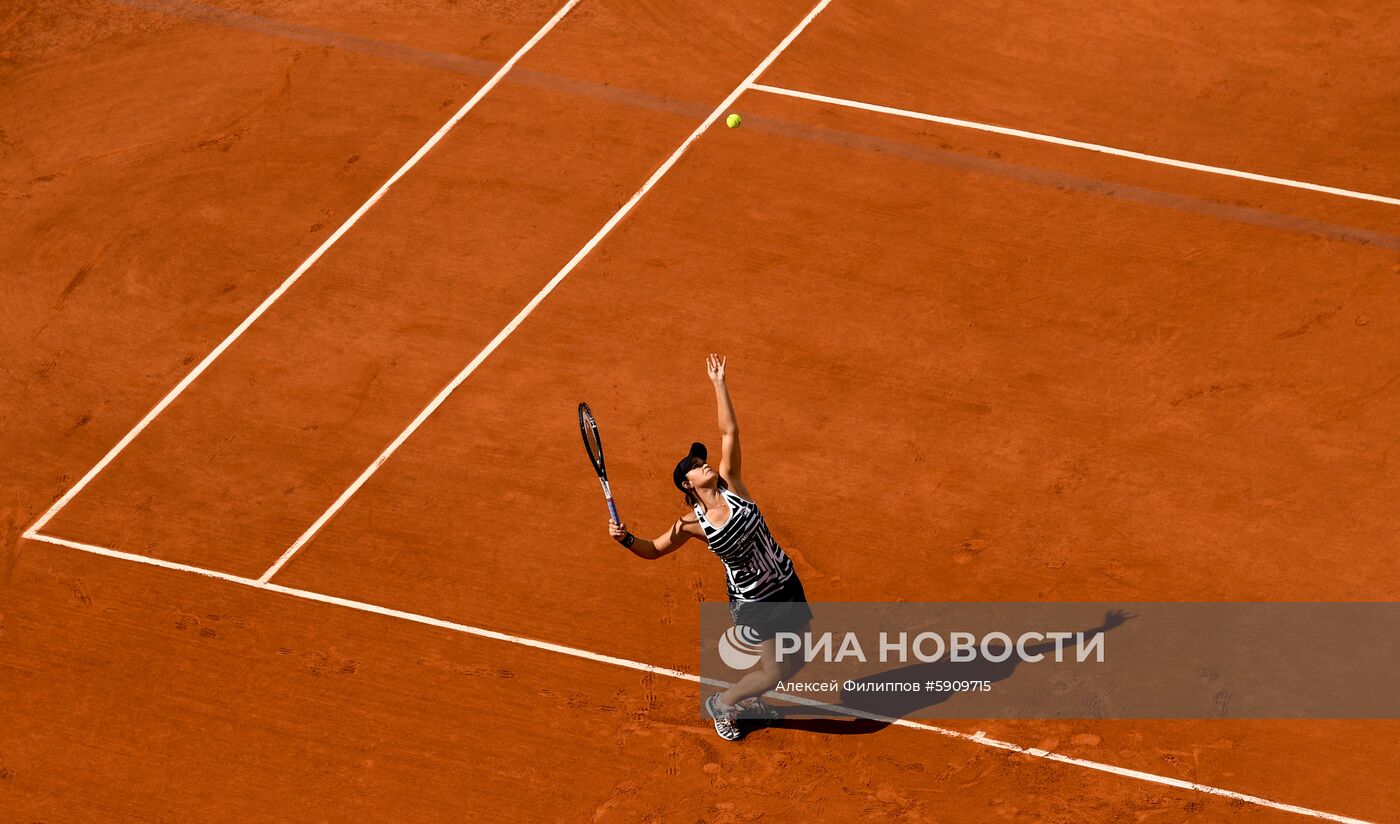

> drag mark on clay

[
  {"left": 174, "top": 611, "right": 249, "bottom": 639},
  {"left": 53, "top": 242, "right": 112, "bottom": 310},
  {"left": 1170, "top": 382, "right": 1253, "bottom": 406},
  {"left": 191, "top": 51, "right": 304, "bottom": 155},
  {"left": 953, "top": 535, "right": 989, "bottom": 565},
  {"left": 1276, "top": 305, "right": 1342, "bottom": 339},
  {"left": 68, "top": 577, "right": 91, "bottom": 605},
  {"left": 414, "top": 656, "right": 514, "bottom": 680},
  {"left": 63, "top": 414, "right": 91, "bottom": 436},
  {"left": 279, "top": 647, "right": 359, "bottom": 676}
]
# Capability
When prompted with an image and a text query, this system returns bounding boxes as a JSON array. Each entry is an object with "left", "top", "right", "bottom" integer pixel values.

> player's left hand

[{"left": 706, "top": 353, "right": 727, "bottom": 384}]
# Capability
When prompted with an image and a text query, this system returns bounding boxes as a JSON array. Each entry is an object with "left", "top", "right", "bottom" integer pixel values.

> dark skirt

[{"left": 729, "top": 575, "right": 814, "bottom": 642}]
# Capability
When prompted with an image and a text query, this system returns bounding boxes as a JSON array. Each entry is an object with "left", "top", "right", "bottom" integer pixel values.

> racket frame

[{"left": 578, "top": 402, "right": 620, "bottom": 522}]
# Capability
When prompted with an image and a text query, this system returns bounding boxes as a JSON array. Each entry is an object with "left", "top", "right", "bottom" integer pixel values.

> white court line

[
  {"left": 749, "top": 84, "right": 1400, "bottom": 208},
  {"left": 255, "top": 0, "right": 838, "bottom": 583},
  {"left": 25, "top": 531, "right": 1372, "bottom": 824},
  {"left": 28, "top": 531, "right": 262, "bottom": 587},
  {"left": 20, "top": 0, "right": 582, "bottom": 542}
]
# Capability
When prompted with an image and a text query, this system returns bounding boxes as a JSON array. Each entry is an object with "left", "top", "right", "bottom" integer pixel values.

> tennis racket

[{"left": 578, "top": 402, "right": 620, "bottom": 523}]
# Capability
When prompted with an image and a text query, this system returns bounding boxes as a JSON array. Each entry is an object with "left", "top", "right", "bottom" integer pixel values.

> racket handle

[{"left": 606, "top": 498, "right": 620, "bottom": 523}]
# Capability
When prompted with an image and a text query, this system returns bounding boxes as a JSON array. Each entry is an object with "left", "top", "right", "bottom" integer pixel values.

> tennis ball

[{"left": 725, "top": 113, "right": 742, "bottom": 129}]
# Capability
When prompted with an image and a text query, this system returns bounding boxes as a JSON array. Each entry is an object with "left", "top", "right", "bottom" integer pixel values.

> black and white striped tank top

[{"left": 694, "top": 487, "right": 796, "bottom": 602}]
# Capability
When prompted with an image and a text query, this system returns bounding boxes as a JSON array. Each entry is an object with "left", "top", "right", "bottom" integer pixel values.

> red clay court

[{"left": 3, "top": 0, "right": 1399, "bottom": 820}]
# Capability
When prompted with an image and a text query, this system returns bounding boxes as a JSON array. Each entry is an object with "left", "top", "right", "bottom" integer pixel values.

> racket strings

[{"left": 578, "top": 404, "right": 606, "bottom": 471}]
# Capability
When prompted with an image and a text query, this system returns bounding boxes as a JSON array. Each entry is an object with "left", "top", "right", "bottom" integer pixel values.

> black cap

[{"left": 672, "top": 442, "right": 707, "bottom": 492}]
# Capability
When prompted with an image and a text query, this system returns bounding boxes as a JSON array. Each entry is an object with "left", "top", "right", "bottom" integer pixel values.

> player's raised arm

[
  {"left": 608, "top": 515, "right": 700, "bottom": 560},
  {"left": 707, "top": 354, "right": 747, "bottom": 497}
]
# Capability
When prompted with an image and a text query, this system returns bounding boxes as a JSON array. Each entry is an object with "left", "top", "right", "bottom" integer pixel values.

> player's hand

[
  {"left": 1101, "top": 609, "right": 1137, "bottom": 630},
  {"left": 706, "top": 353, "right": 727, "bottom": 384},
  {"left": 608, "top": 519, "right": 629, "bottom": 543}
]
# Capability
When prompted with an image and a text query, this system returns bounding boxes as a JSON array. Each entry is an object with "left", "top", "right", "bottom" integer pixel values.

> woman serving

[{"left": 607, "top": 354, "right": 812, "bottom": 741}]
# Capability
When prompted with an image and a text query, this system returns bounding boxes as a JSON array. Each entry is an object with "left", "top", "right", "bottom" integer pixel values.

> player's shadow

[{"left": 761, "top": 609, "right": 1135, "bottom": 736}]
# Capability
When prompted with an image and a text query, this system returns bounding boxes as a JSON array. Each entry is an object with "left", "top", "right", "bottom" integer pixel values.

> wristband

[{"left": 621, "top": 532, "right": 636, "bottom": 548}]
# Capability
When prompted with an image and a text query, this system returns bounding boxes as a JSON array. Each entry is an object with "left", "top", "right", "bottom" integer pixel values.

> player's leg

[
  {"left": 719, "top": 637, "right": 784, "bottom": 707},
  {"left": 705, "top": 638, "right": 782, "bottom": 740}
]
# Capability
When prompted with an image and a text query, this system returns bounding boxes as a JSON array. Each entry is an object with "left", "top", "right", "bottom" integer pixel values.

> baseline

[{"left": 21, "top": 531, "right": 1372, "bottom": 824}]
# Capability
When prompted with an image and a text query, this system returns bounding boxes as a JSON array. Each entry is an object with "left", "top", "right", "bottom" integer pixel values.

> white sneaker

[
  {"left": 736, "top": 696, "right": 781, "bottom": 722},
  {"left": 704, "top": 693, "right": 743, "bottom": 741}
]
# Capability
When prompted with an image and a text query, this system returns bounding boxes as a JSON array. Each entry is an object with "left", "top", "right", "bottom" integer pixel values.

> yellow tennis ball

[{"left": 725, "top": 113, "right": 742, "bottom": 129}]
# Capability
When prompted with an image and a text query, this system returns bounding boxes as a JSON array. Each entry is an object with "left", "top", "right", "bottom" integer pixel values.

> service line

[{"left": 750, "top": 84, "right": 1400, "bottom": 208}]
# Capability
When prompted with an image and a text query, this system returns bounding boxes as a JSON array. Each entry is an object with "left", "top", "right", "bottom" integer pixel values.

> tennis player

[{"left": 607, "top": 354, "right": 812, "bottom": 741}]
